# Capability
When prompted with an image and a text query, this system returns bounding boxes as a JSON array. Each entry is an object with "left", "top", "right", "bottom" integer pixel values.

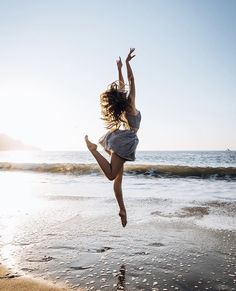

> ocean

[{"left": 0, "top": 150, "right": 235, "bottom": 290}]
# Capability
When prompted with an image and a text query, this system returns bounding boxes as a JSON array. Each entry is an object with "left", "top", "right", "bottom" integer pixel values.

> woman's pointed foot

[
  {"left": 85, "top": 135, "right": 97, "bottom": 152},
  {"left": 119, "top": 210, "right": 127, "bottom": 227}
]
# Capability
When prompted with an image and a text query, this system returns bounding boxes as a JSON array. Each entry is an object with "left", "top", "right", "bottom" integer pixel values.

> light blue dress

[{"left": 98, "top": 110, "right": 141, "bottom": 161}]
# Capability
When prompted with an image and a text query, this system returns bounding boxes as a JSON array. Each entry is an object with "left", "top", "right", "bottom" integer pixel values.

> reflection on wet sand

[{"left": 117, "top": 265, "right": 126, "bottom": 290}]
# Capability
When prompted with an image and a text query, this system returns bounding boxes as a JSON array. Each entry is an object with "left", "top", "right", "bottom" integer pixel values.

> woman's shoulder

[{"left": 125, "top": 108, "right": 140, "bottom": 116}]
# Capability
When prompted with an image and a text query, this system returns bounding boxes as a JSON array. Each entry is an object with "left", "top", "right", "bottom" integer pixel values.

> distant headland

[{"left": 0, "top": 133, "right": 39, "bottom": 151}]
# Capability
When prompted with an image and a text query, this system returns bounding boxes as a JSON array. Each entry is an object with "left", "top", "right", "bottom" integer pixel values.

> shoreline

[
  {"left": 1, "top": 220, "right": 235, "bottom": 290},
  {"left": 0, "top": 263, "right": 77, "bottom": 291}
]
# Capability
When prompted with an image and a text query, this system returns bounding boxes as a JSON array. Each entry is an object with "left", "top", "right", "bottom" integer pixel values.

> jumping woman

[{"left": 85, "top": 48, "right": 141, "bottom": 227}]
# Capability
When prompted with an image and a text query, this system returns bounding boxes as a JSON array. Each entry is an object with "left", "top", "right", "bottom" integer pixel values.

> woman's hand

[
  {"left": 126, "top": 48, "right": 135, "bottom": 63},
  {"left": 116, "top": 56, "right": 124, "bottom": 88},
  {"left": 116, "top": 56, "right": 123, "bottom": 70}
]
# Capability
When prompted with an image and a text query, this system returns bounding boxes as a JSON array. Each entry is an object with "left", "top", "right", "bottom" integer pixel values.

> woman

[{"left": 85, "top": 48, "right": 141, "bottom": 227}]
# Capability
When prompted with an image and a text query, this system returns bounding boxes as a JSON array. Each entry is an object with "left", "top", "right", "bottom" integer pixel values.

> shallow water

[{"left": 0, "top": 151, "right": 236, "bottom": 290}]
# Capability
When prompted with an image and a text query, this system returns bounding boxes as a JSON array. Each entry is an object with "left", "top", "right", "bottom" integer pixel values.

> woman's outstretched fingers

[
  {"left": 130, "top": 47, "right": 135, "bottom": 54},
  {"left": 126, "top": 48, "right": 135, "bottom": 62}
]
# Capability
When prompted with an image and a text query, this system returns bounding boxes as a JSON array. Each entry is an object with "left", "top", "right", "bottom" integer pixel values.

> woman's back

[{"left": 125, "top": 110, "right": 141, "bottom": 131}]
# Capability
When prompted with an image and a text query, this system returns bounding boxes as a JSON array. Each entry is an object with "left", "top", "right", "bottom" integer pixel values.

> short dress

[{"left": 98, "top": 110, "right": 141, "bottom": 161}]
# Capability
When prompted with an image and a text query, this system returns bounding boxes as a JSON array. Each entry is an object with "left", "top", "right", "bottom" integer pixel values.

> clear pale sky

[{"left": 0, "top": 0, "right": 235, "bottom": 150}]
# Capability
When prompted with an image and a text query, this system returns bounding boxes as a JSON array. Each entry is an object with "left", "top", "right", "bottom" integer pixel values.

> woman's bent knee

[{"left": 108, "top": 174, "right": 117, "bottom": 181}]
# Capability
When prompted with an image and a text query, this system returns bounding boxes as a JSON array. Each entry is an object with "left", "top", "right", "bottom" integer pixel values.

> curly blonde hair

[{"left": 100, "top": 82, "right": 130, "bottom": 130}]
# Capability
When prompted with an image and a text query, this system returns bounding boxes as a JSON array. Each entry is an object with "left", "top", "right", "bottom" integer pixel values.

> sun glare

[
  {"left": 0, "top": 75, "right": 72, "bottom": 150},
  {"left": 0, "top": 172, "right": 42, "bottom": 214},
  {"left": 0, "top": 171, "right": 44, "bottom": 269}
]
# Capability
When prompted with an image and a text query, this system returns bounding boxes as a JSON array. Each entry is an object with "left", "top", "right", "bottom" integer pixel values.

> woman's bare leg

[
  {"left": 85, "top": 135, "right": 125, "bottom": 181},
  {"left": 113, "top": 165, "right": 127, "bottom": 227}
]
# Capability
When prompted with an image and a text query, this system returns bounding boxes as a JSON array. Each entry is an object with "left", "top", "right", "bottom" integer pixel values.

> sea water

[
  {"left": 0, "top": 150, "right": 236, "bottom": 167},
  {"left": 0, "top": 150, "right": 235, "bottom": 290}
]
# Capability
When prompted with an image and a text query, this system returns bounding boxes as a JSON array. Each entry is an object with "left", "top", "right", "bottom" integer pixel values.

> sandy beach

[
  {"left": 1, "top": 206, "right": 235, "bottom": 290},
  {"left": 0, "top": 151, "right": 235, "bottom": 290},
  {"left": 0, "top": 264, "right": 73, "bottom": 291}
]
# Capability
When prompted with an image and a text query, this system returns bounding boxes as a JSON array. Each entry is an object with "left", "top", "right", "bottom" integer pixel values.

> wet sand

[
  {"left": 0, "top": 264, "right": 77, "bottom": 291},
  {"left": 65, "top": 221, "right": 236, "bottom": 291},
  {"left": 5, "top": 215, "right": 235, "bottom": 291},
  {"left": 0, "top": 170, "right": 235, "bottom": 290}
]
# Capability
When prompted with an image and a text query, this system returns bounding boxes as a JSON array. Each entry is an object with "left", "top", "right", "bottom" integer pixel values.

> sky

[{"left": 0, "top": 0, "right": 235, "bottom": 150}]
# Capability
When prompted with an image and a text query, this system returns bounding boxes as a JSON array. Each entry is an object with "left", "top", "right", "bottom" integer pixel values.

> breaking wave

[{"left": 0, "top": 162, "right": 236, "bottom": 179}]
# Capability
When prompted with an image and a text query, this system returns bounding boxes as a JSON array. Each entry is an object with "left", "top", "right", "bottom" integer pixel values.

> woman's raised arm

[
  {"left": 126, "top": 48, "right": 136, "bottom": 112},
  {"left": 116, "top": 56, "right": 125, "bottom": 90}
]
